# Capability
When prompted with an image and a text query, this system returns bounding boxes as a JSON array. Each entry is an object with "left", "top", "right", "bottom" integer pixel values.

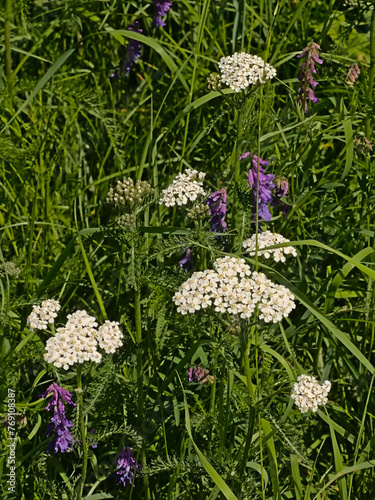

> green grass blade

[
  {"left": 290, "top": 454, "right": 303, "bottom": 500},
  {"left": 0, "top": 48, "right": 75, "bottom": 134},
  {"left": 268, "top": 268, "right": 375, "bottom": 375},
  {"left": 328, "top": 424, "right": 348, "bottom": 500},
  {"left": 324, "top": 247, "right": 374, "bottom": 314},
  {"left": 179, "top": 375, "right": 238, "bottom": 500},
  {"left": 270, "top": 0, "right": 310, "bottom": 64},
  {"left": 79, "top": 235, "right": 107, "bottom": 320},
  {"left": 313, "top": 462, "right": 375, "bottom": 500},
  {"left": 262, "top": 418, "right": 281, "bottom": 499},
  {"left": 105, "top": 29, "right": 189, "bottom": 92}
]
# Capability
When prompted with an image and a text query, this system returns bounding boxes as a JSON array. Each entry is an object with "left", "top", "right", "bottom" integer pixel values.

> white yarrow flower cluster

[
  {"left": 218, "top": 52, "right": 277, "bottom": 92},
  {"left": 160, "top": 169, "right": 206, "bottom": 207},
  {"left": 97, "top": 320, "right": 123, "bottom": 354},
  {"left": 291, "top": 375, "right": 331, "bottom": 413},
  {"left": 172, "top": 256, "right": 295, "bottom": 322},
  {"left": 44, "top": 310, "right": 123, "bottom": 370},
  {"left": 27, "top": 299, "right": 61, "bottom": 331},
  {"left": 243, "top": 231, "right": 297, "bottom": 263}
]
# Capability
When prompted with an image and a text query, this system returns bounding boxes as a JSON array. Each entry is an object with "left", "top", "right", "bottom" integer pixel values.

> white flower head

[
  {"left": 172, "top": 257, "right": 295, "bottom": 322},
  {"left": 27, "top": 299, "right": 61, "bottom": 331},
  {"left": 218, "top": 52, "right": 277, "bottom": 92},
  {"left": 243, "top": 231, "right": 297, "bottom": 263},
  {"left": 291, "top": 374, "right": 331, "bottom": 413},
  {"left": 44, "top": 310, "right": 123, "bottom": 370},
  {"left": 160, "top": 169, "right": 206, "bottom": 207},
  {"left": 96, "top": 320, "right": 123, "bottom": 354}
]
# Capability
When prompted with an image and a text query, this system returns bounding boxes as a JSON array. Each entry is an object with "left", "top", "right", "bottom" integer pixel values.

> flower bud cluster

[
  {"left": 117, "top": 213, "right": 137, "bottom": 228},
  {"left": 27, "top": 299, "right": 61, "bottom": 331},
  {"left": 291, "top": 375, "right": 331, "bottom": 413},
  {"left": 242, "top": 231, "right": 297, "bottom": 263},
  {"left": 106, "top": 178, "right": 154, "bottom": 211},
  {"left": 160, "top": 169, "right": 206, "bottom": 207},
  {"left": 188, "top": 366, "right": 214, "bottom": 384},
  {"left": 44, "top": 310, "right": 123, "bottom": 370},
  {"left": 172, "top": 256, "right": 295, "bottom": 322},
  {"left": 218, "top": 52, "right": 277, "bottom": 92},
  {"left": 345, "top": 63, "right": 360, "bottom": 86},
  {"left": 187, "top": 203, "right": 210, "bottom": 220},
  {"left": 0, "top": 261, "right": 21, "bottom": 279},
  {"left": 207, "top": 73, "right": 222, "bottom": 91}
]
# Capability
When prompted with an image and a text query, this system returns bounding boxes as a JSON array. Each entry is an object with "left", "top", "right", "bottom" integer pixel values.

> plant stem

[
  {"left": 5, "top": 0, "right": 12, "bottom": 93},
  {"left": 77, "top": 365, "right": 88, "bottom": 500},
  {"left": 239, "top": 326, "right": 256, "bottom": 475},
  {"left": 366, "top": 8, "right": 375, "bottom": 139},
  {"left": 231, "top": 107, "right": 241, "bottom": 234},
  {"left": 135, "top": 287, "right": 150, "bottom": 500}
]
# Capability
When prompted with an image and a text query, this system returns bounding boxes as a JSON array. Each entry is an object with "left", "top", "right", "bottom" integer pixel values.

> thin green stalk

[
  {"left": 365, "top": 7, "right": 375, "bottom": 369},
  {"left": 77, "top": 365, "right": 88, "bottom": 500},
  {"left": 5, "top": 0, "right": 12, "bottom": 93},
  {"left": 231, "top": 107, "right": 241, "bottom": 238},
  {"left": 239, "top": 326, "right": 256, "bottom": 475},
  {"left": 258, "top": 413, "right": 266, "bottom": 500},
  {"left": 347, "top": 375, "right": 374, "bottom": 498},
  {"left": 366, "top": 8, "right": 375, "bottom": 139},
  {"left": 180, "top": 0, "right": 210, "bottom": 169},
  {"left": 135, "top": 287, "right": 150, "bottom": 500}
]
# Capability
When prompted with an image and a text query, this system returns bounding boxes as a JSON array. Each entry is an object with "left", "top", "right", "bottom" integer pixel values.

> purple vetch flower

[
  {"left": 206, "top": 188, "right": 228, "bottom": 233},
  {"left": 188, "top": 366, "right": 214, "bottom": 384},
  {"left": 115, "top": 446, "right": 141, "bottom": 487},
  {"left": 345, "top": 63, "right": 360, "bottom": 86},
  {"left": 239, "top": 153, "right": 275, "bottom": 222},
  {"left": 179, "top": 248, "right": 193, "bottom": 270},
  {"left": 152, "top": 0, "right": 172, "bottom": 28},
  {"left": 40, "top": 382, "right": 76, "bottom": 410},
  {"left": 39, "top": 382, "right": 76, "bottom": 454},
  {"left": 110, "top": 22, "right": 143, "bottom": 79},
  {"left": 297, "top": 41, "right": 323, "bottom": 113}
]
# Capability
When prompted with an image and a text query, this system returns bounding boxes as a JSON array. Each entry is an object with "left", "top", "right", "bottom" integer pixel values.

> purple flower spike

[
  {"left": 345, "top": 63, "right": 360, "bottom": 86},
  {"left": 123, "top": 22, "right": 143, "bottom": 76},
  {"left": 41, "top": 382, "right": 76, "bottom": 410},
  {"left": 39, "top": 382, "right": 76, "bottom": 454},
  {"left": 110, "top": 22, "right": 143, "bottom": 79},
  {"left": 152, "top": 0, "right": 172, "bottom": 28},
  {"left": 116, "top": 446, "right": 141, "bottom": 487},
  {"left": 207, "top": 188, "right": 228, "bottom": 233},
  {"left": 188, "top": 366, "right": 214, "bottom": 384},
  {"left": 297, "top": 41, "right": 323, "bottom": 113},
  {"left": 241, "top": 153, "right": 275, "bottom": 222}
]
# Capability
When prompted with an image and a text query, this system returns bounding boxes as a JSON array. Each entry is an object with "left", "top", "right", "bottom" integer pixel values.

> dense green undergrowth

[{"left": 1, "top": 0, "right": 375, "bottom": 499}]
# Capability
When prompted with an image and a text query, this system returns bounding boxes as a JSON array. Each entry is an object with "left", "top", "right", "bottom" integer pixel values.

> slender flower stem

[
  {"left": 77, "top": 365, "right": 88, "bottom": 500},
  {"left": 239, "top": 326, "right": 255, "bottom": 474},
  {"left": 5, "top": 0, "right": 12, "bottom": 93},
  {"left": 231, "top": 108, "right": 241, "bottom": 234},
  {"left": 135, "top": 286, "right": 150, "bottom": 500},
  {"left": 365, "top": 8, "right": 375, "bottom": 368},
  {"left": 366, "top": 8, "right": 375, "bottom": 139}
]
